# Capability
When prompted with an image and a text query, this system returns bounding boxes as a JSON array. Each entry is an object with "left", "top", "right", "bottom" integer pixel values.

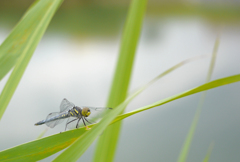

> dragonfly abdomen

[
  {"left": 35, "top": 120, "right": 45, "bottom": 125},
  {"left": 35, "top": 112, "right": 70, "bottom": 126}
]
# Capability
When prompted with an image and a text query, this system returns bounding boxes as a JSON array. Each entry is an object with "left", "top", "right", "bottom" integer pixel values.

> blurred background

[{"left": 0, "top": 0, "right": 240, "bottom": 161}]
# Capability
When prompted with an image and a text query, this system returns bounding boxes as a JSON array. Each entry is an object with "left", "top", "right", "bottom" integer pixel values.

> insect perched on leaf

[{"left": 35, "top": 98, "right": 112, "bottom": 131}]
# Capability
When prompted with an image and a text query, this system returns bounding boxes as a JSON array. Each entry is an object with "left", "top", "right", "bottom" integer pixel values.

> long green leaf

[
  {"left": 36, "top": 128, "right": 48, "bottom": 140},
  {"left": 177, "top": 34, "right": 220, "bottom": 162},
  {"left": 93, "top": 0, "right": 147, "bottom": 162},
  {"left": 0, "top": 128, "right": 87, "bottom": 162},
  {"left": 0, "top": 74, "right": 239, "bottom": 162},
  {"left": 112, "top": 74, "right": 240, "bottom": 123},
  {"left": 129, "top": 54, "right": 207, "bottom": 96},
  {"left": 0, "top": 0, "right": 63, "bottom": 120},
  {"left": 202, "top": 142, "right": 214, "bottom": 162}
]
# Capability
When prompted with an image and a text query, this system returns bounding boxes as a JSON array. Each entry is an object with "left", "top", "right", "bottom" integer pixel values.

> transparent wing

[
  {"left": 85, "top": 107, "right": 112, "bottom": 124},
  {"left": 45, "top": 112, "right": 66, "bottom": 128},
  {"left": 60, "top": 98, "right": 75, "bottom": 112}
]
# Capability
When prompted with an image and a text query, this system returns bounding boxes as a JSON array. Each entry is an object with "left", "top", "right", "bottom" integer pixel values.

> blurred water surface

[{"left": 0, "top": 2, "right": 240, "bottom": 162}]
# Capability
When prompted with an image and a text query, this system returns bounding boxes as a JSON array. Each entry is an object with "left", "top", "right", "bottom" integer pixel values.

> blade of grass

[
  {"left": 112, "top": 74, "right": 240, "bottom": 123},
  {"left": 177, "top": 34, "right": 220, "bottom": 162},
  {"left": 0, "top": 0, "right": 63, "bottom": 120},
  {"left": 177, "top": 106, "right": 202, "bottom": 162},
  {"left": 36, "top": 128, "right": 48, "bottom": 140},
  {"left": 129, "top": 54, "right": 208, "bottom": 96},
  {"left": 202, "top": 142, "right": 214, "bottom": 162},
  {"left": 0, "top": 74, "right": 239, "bottom": 162},
  {"left": 93, "top": 0, "right": 147, "bottom": 162},
  {"left": 0, "top": 128, "right": 88, "bottom": 162}
]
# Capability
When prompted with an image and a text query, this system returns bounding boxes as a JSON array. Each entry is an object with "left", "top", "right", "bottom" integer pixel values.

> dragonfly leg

[
  {"left": 82, "top": 118, "right": 91, "bottom": 130},
  {"left": 76, "top": 117, "right": 82, "bottom": 128},
  {"left": 84, "top": 117, "right": 93, "bottom": 124},
  {"left": 65, "top": 118, "right": 78, "bottom": 131},
  {"left": 82, "top": 117, "right": 87, "bottom": 126}
]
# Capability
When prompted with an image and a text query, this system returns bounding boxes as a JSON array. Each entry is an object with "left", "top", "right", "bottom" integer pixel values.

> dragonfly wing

[
  {"left": 60, "top": 98, "right": 75, "bottom": 112},
  {"left": 85, "top": 107, "right": 112, "bottom": 123},
  {"left": 45, "top": 112, "right": 66, "bottom": 128}
]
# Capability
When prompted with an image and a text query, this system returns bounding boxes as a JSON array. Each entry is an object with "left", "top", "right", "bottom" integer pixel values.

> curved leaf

[
  {"left": 112, "top": 74, "right": 240, "bottom": 124},
  {"left": 0, "top": 128, "right": 88, "bottom": 162}
]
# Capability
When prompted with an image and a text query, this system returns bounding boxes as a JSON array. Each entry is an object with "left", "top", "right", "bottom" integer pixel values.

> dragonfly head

[{"left": 82, "top": 107, "right": 91, "bottom": 117}]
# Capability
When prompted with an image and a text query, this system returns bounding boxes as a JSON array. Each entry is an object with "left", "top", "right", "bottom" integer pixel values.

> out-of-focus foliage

[
  {"left": 0, "top": 0, "right": 63, "bottom": 120},
  {"left": 177, "top": 34, "right": 220, "bottom": 162},
  {"left": 0, "top": 0, "right": 239, "bottom": 36},
  {"left": 93, "top": 0, "right": 147, "bottom": 161}
]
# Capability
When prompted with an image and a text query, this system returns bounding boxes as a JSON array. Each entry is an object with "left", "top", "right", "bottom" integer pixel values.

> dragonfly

[{"left": 35, "top": 98, "right": 112, "bottom": 131}]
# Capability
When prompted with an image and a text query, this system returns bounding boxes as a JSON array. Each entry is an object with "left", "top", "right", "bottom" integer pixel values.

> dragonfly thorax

[{"left": 69, "top": 106, "right": 91, "bottom": 117}]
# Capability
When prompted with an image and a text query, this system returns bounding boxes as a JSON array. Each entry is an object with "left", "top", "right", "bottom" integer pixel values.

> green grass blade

[
  {"left": 202, "top": 142, "right": 214, "bottom": 162},
  {"left": 205, "top": 36, "right": 220, "bottom": 82},
  {"left": 177, "top": 35, "right": 220, "bottom": 162},
  {"left": 36, "top": 128, "right": 48, "bottom": 140},
  {"left": 93, "top": 0, "right": 147, "bottom": 162},
  {"left": 0, "top": 128, "right": 89, "bottom": 162},
  {"left": 130, "top": 54, "right": 207, "bottom": 96},
  {"left": 112, "top": 74, "right": 240, "bottom": 123},
  {"left": 0, "top": 0, "right": 63, "bottom": 120},
  {"left": 177, "top": 106, "right": 202, "bottom": 162},
  {"left": 0, "top": 74, "right": 239, "bottom": 162}
]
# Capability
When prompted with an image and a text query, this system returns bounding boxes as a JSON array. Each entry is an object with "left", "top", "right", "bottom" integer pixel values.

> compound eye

[{"left": 86, "top": 111, "right": 91, "bottom": 117}]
